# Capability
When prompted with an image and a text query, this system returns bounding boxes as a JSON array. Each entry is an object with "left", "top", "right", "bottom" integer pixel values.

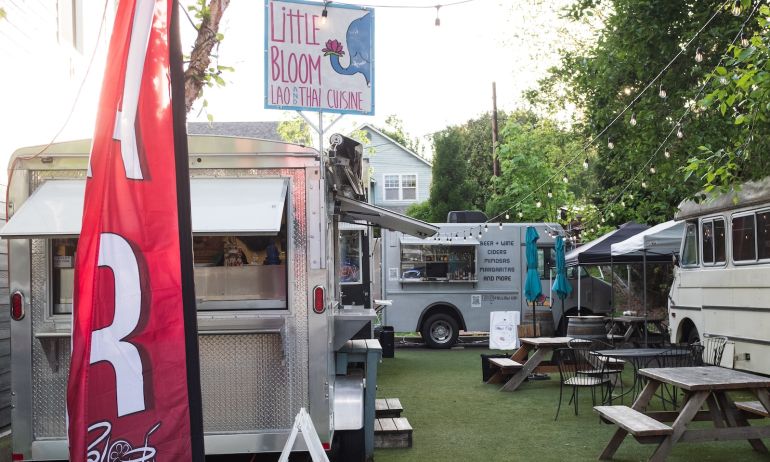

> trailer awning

[
  {"left": 400, "top": 235, "right": 480, "bottom": 246},
  {"left": 336, "top": 196, "right": 438, "bottom": 238},
  {"left": 0, "top": 178, "right": 288, "bottom": 238}
]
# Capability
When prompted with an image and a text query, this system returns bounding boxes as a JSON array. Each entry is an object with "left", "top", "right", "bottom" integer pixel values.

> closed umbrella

[
  {"left": 551, "top": 235, "right": 573, "bottom": 303},
  {"left": 524, "top": 226, "right": 542, "bottom": 336}
]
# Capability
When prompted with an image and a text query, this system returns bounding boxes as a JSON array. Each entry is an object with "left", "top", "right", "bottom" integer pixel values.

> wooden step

[
  {"left": 375, "top": 398, "right": 404, "bottom": 418},
  {"left": 735, "top": 401, "right": 769, "bottom": 417},
  {"left": 594, "top": 406, "right": 673, "bottom": 437},
  {"left": 375, "top": 417, "right": 413, "bottom": 449}
]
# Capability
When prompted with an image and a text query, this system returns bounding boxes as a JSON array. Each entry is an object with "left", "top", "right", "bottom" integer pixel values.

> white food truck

[
  {"left": 380, "top": 223, "right": 613, "bottom": 348},
  {"left": 669, "top": 177, "right": 770, "bottom": 374},
  {"left": 1, "top": 134, "right": 436, "bottom": 461}
]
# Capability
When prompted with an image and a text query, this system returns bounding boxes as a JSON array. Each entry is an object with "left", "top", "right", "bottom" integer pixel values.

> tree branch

[{"left": 183, "top": 0, "right": 230, "bottom": 113}]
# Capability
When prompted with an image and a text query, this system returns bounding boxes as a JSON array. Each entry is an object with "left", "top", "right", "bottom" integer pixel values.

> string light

[
  {"left": 695, "top": 47, "right": 703, "bottom": 63},
  {"left": 321, "top": 2, "right": 329, "bottom": 25},
  {"left": 536, "top": 200, "right": 542, "bottom": 208},
  {"left": 547, "top": 190, "right": 553, "bottom": 198},
  {"left": 478, "top": 229, "right": 482, "bottom": 239},
  {"left": 562, "top": 174, "right": 569, "bottom": 184},
  {"left": 505, "top": 213, "right": 510, "bottom": 220},
  {"left": 630, "top": 113, "right": 637, "bottom": 126},
  {"left": 676, "top": 124, "right": 684, "bottom": 139},
  {"left": 741, "top": 34, "right": 750, "bottom": 47},
  {"left": 517, "top": 211, "right": 524, "bottom": 218},
  {"left": 620, "top": 200, "right": 626, "bottom": 208},
  {"left": 732, "top": 1, "right": 741, "bottom": 16},
  {"left": 664, "top": 148, "right": 671, "bottom": 159},
  {"left": 434, "top": 5, "right": 441, "bottom": 26},
  {"left": 641, "top": 181, "right": 648, "bottom": 189},
  {"left": 610, "top": 211, "right": 615, "bottom": 218},
  {"left": 484, "top": 223, "right": 488, "bottom": 232},
  {"left": 607, "top": 139, "right": 614, "bottom": 150},
  {"left": 659, "top": 83, "right": 667, "bottom": 99},
  {"left": 498, "top": 222, "right": 503, "bottom": 230},
  {"left": 650, "top": 165, "right": 656, "bottom": 174},
  {"left": 463, "top": 232, "right": 467, "bottom": 240}
]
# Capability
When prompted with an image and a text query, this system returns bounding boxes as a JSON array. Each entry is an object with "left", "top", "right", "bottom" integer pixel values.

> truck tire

[
  {"left": 422, "top": 313, "right": 459, "bottom": 349},
  {"left": 329, "top": 428, "right": 365, "bottom": 462}
]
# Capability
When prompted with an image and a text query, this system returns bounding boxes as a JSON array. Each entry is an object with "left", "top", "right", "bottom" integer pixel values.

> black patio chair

[
  {"left": 696, "top": 335, "right": 728, "bottom": 366},
  {"left": 645, "top": 343, "right": 703, "bottom": 409},
  {"left": 568, "top": 338, "right": 625, "bottom": 403},
  {"left": 554, "top": 348, "right": 612, "bottom": 420}
]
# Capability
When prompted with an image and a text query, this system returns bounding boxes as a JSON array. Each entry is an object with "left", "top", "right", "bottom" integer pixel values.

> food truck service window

[
  {"left": 52, "top": 238, "right": 77, "bottom": 314},
  {"left": 399, "top": 236, "right": 478, "bottom": 282},
  {"left": 340, "top": 230, "right": 362, "bottom": 284}
]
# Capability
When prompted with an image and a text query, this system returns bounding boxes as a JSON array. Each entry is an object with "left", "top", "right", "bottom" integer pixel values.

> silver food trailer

[
  {"left": 380, "top": 223, "right": 613, "bottom": 347},
  {"left": 1, "top": 134, "right": 436, "bottom": 461}
]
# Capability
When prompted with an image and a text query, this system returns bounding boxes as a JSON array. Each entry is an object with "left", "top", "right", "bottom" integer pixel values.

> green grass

[{"left": 373, "top": 347, "right": 769, "bottom": 462}]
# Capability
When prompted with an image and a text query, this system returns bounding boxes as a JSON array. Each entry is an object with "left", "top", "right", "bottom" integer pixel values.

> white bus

[{"left": 669, "top": 177, "right": 770, "bottom": 373}]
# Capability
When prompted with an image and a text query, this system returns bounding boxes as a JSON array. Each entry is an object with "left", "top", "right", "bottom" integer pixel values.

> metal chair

[
  {"left": 697, "top": 335, "right": 728, "bottom": 366},
  {"left": 645, "top": 343, "right": 703, "bottom": 409},
  {"left": 554, "top": 348, "right": 612, "bottom": 420}
]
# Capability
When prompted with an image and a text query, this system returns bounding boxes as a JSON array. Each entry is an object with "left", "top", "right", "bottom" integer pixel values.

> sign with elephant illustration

[{"left": 264, "top": 0, "right": 375, "bottom": 115}]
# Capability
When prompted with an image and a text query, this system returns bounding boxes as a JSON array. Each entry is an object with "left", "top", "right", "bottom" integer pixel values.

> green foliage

[
  {"left": 377, "top": 115, "right": 425, "bottom": 156},
  {"left": 530, "top": 0, "right": 750, "bottom": 226},
  {"left": 277, "top": 116, "right": 314, "bottom": 146},
  {"left": 486, "top": 114, "right": 585, "bottom": 223},
  {"left": 425, "top": 129, "right": 474, "bottom": 222},
  {"left": 405, "top": 201, "right": 433, "bottom": 221},
  {"left": 0, "top": 8, "right": 6, "bottom": 20},
  {"left": 685, "top": 2, "right": 770, "bottom": 195}
]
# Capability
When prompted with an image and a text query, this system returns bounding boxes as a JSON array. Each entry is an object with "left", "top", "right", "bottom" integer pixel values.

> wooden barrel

[
  {"left": 566, "top": 316, "right": 608, "bottom": 344},
  {"left": 521, "top": 307, "right": 556, "bottom": 337}
]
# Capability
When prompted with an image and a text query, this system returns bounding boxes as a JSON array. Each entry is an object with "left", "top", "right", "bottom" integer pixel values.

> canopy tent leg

[{"left": 643, "top": 249, "right": 648, "bottom": 346}]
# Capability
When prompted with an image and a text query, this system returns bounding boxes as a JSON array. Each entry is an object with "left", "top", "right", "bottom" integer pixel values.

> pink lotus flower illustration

[{"left": 322, "top": 39, "right": 345, "bottom": 57}]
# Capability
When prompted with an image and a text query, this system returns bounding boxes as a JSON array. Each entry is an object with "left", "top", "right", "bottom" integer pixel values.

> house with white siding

[{"left": 357, "top": 124, "right": 432, "bottom": 214}]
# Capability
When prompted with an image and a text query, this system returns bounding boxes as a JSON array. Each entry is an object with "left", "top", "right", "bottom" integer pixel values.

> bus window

[
  {"left": 714, "top": 219, "right": 726, "bottom": 263},
  {"left": 702, "top": 221, "right": 714, "bottom": 264},
  {"left": 732, "top": 214, "right": 756, "bottom": 262},
  {"left": 681, "top": 220, "right": 699, "bottom": 266},
  {"left": 759, "top": 211, "right": 770, "bottom": 260}
]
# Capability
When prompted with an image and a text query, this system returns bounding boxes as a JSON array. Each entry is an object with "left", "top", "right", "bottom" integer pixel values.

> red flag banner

[{"left": 67, "top": 0, "right": 203, "bottom": 460}]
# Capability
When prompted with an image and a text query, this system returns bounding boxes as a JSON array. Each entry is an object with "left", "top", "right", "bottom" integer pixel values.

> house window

[
  {"left": 383, "top": 174, "right": 418, "bottom": 201},
  {"left": 384, "top": 175, "right": 400, "bottom": 200},
  {"left": 402, "top": 175, "right": 417, "bottom": 200}
]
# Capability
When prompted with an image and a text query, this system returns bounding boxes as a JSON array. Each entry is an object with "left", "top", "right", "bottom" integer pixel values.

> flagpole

[{"left": 170, "top": 2, "right": 205, "bottom": 459}]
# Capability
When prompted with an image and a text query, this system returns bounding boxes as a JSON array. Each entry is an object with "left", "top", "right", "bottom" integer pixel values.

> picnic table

[
  {"left": 595, "top": 366, "right": 770, "bottom": 461},
  {"left": 606, "top": 316, "right": 667, "bottom": 347},
  {"left": 594, "top": 348, "right": 692, "bottom": 402},
  {"left": 486, "top": 337, "right": 586, "bottom": 392}
]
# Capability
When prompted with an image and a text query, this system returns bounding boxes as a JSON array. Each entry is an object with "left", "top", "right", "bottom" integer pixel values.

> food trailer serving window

[
  {"left": 339, "top": 223, "right": 365, "bottom": 285},
  {"left": 399, "top": 236, "right": 478, "bottom": 282},
  {"left": 1, "top": 178, "right": 290, "bottom": 312}
]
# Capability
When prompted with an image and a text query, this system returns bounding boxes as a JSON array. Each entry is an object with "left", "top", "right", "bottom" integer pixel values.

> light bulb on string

[
  {"left": 607, "top": 139, "right": 614, "bottom": 150},
  {"left": 659, "top": 84, "right": 667, "bottom": 99},
  {"left": 320, "top": 4, "right": 328, "bottom": 25},
  {"left": 610, "top": 211, "right": 615, "bottom": 218},
  {"left": 562, "top": 174, "right": 569, "bottom": 184},
  {"left": 434, "top": 5, "right": 441, "bottom": 26},
  {"left": 517, "top": 211, "right": 524, "bottom": 218},
  {"left": 650, "top": 165, "right": 656, "bottom": 174},
  {"left": 664, "top": 148, "right": 671, "bottom": 159},
  {"left": 478, "top": 229, "right": 482, "bottom": 239},
  {"left": 601, "top": 216, "right": 606, "bottom": 223},
  {"left": 536, "top": 200, "right": 542, "bottom": 208},
  {"left": 741, "top": 34, "right": 750, "bottom": 47},
  {"left": 695, "top": 48, "right": 703, "bottom": 63},
  {"left": 719, "top": 76, "right": 728, "bottom": 85},
  {"left": 498, "top": 222, "right": 503, "bottom": 230},
  {"left": 484, "top": 223, "right": 488, "bottom": 233},
  {"left": 505, "top": 213, "right": 510, "bottom": 220},
  {"left": 676, "top": 125, "right": 684, "bottom": 139},
  {"left": 630, "top": 113, "right": 637, "bottom": 126},
  {"left": 463, "top": 232, "right": 467, "bottom": 240},
  {"left": 732, "top": 1, "right": 741, "bottom": 16},
  {"left": 620, "top": 200, "right": 626, "bottom": 208},
  {"left": 641, "top": 181, "right": 648, "bottom": 189},
  {"left": 547, "top": 190, "right": 553, "bottom": 199}
]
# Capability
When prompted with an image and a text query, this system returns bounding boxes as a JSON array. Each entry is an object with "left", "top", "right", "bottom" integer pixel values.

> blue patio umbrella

[
  {"left": 551, "top": 235, "right": 573, "bottom": 301},
  {"left": 524, "top": 226, "right": 542, "bottom": 335}
]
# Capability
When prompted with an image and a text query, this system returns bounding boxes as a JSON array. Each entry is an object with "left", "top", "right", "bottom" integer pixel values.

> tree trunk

[{"left": 183, "top": 0, "right": 230, "bottom": 113}]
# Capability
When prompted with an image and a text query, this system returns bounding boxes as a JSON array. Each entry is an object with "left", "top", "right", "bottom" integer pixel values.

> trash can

[
  {"left": 379, "top": 326, "right": 395, "bottom": 358},
  {"left": 480, "top": 354, "right": 509, "bottom": 382}
]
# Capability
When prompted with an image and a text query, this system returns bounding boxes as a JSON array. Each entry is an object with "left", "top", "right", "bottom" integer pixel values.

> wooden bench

[
  {"left": 735, "top": 401, "right": 770, "bottom": 417},
  {"left": 375, "top": 398, "right": 403, "bottom": 418},
  {"left": 375, "top": 417, "right": 413, "bottom": 448},
  {"left": 488, "top": 357, "right": 522, "bottom": 372},
  {"left": 594, "top": 406, "right": 673, "bottom": 441}
]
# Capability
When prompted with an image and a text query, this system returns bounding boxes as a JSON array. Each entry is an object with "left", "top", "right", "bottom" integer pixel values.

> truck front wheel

[{"left": 421, "top": 313, "right": 459, "bottom": 349}]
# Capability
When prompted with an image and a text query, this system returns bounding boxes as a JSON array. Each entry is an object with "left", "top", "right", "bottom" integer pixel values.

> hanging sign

[
  {"left": 67, "top": 0, "right": 204, "bottom": 460},
  {"left": 264, "top": 0, "right": 375, "bottom": 115}
]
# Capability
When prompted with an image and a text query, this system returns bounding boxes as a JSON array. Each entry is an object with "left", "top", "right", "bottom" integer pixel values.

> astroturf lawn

[{"left": 373, "top": 347, "right": 770, "bottom": 462}]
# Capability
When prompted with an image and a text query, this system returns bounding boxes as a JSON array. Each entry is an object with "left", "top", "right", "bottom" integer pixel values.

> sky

[{"left": 0, "top": 0, "right": 599, "bottom": 184}]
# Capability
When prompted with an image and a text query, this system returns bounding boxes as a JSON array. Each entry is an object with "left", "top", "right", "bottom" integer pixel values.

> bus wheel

[
  {"left": 686, "top": 326, "right": 700, "bottom": 344},
  {"left": 422, "top": 313, "right": 459, "bottom": 349}
]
